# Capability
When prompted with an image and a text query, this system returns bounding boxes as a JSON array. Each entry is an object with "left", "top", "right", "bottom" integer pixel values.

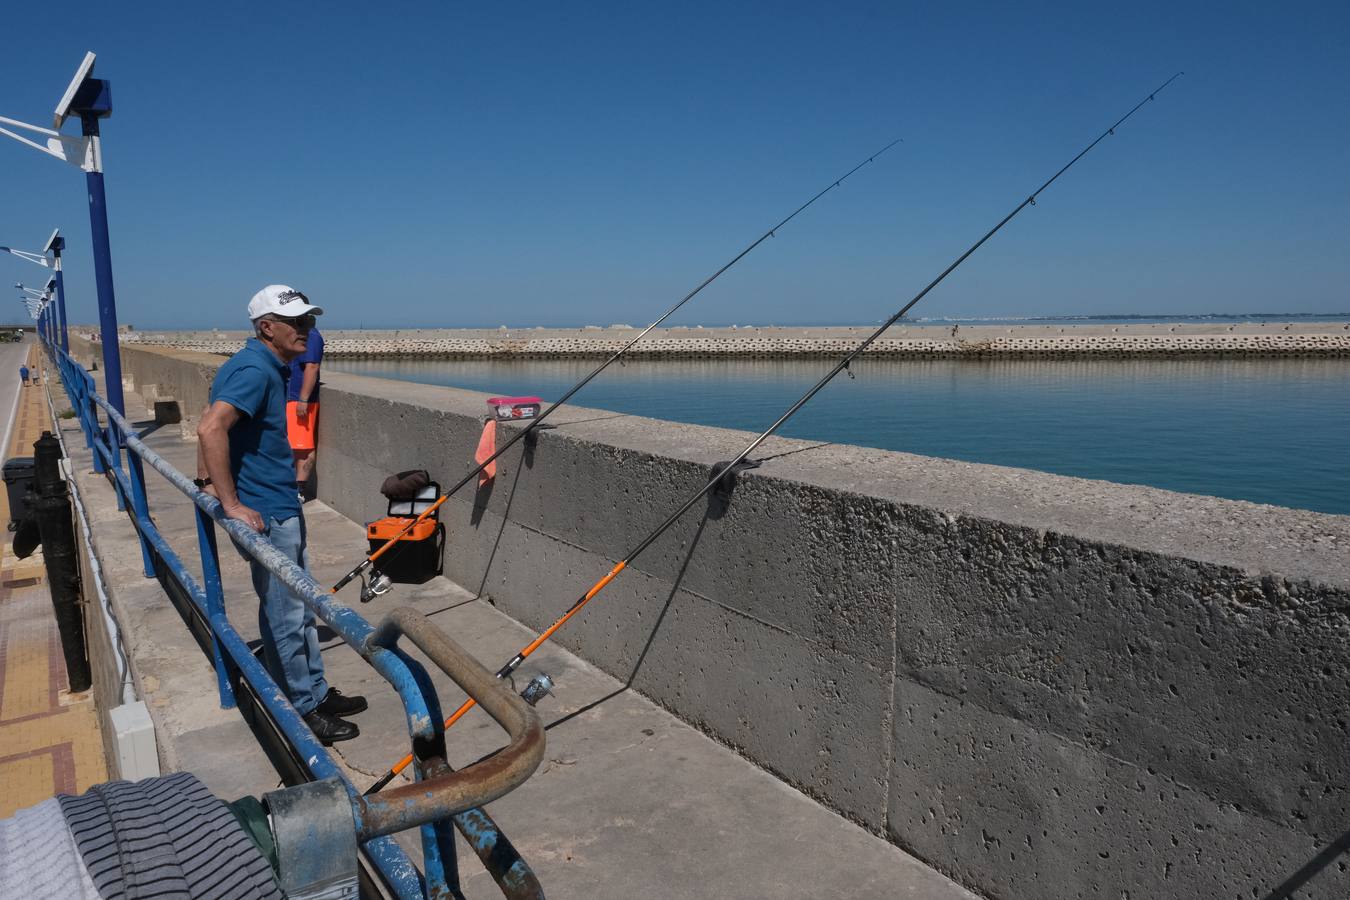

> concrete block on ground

[
  {"left": 109, "top": 701, "right": 160, "bottom": 781},
  {"left": 152, "top": 398, "right": 181, "bottom": 426}
]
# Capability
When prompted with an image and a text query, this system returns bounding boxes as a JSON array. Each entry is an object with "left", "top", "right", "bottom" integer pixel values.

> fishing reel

[
  {"left": 519, "top": 673, "right": 554, "bottom": 707},
  {"left": 359, "top": 571, "right": 393, "bottom": 603}
]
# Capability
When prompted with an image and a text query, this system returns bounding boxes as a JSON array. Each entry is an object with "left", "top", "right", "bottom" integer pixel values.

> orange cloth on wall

[{"left": 475, "top": 418, "right": 497, "bottom": 486}]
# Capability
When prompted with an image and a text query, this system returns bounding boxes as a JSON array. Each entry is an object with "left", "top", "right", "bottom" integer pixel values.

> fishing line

[
  {"left": 365, "top": 72, "right": 1183, "bottom": 793},
  {"left": 332, "top": 138, "right": 902, "bottom": 597}
]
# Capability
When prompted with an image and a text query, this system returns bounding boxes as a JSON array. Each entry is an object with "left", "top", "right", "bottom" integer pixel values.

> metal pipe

[{"left": 358, "top": 608, "right": 544, "bottom": 837}]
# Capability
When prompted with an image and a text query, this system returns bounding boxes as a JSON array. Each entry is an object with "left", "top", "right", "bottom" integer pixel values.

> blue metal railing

[{"left": 44, "top": 338, "right": 546, "bottom": 899}]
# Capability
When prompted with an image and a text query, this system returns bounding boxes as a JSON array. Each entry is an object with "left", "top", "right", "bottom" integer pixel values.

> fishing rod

[
  {"left": 331, "top": 138, "right": 902, "bottom": 598},
  {"left": 364, "top": 73, "right": 1183, "bottom": 794}
]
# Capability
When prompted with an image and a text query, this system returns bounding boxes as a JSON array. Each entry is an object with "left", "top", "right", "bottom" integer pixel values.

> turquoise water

[{"left": 328, "top": 357, "right": 1350, "bottom": 516}]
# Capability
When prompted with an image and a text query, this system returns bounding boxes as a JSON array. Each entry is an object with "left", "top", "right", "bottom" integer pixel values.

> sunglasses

[{"left": 269, "top": 313, "right": 316, "bottom": 330}]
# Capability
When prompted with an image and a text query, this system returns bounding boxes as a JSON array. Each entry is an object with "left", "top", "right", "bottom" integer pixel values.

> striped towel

[{"left": 56, "top": 771, "right": 283, "bottom": 899}]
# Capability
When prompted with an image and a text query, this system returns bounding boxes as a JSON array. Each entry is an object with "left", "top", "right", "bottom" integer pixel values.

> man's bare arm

[
  {"left": 296, "top": 362, "right": 320, "bottom": 417},
  {"left": 197, "top": 400, "right": 264, "bottom": 531},
  {"left": 299, "top": 363, "right": 319, "bottom": 403}
]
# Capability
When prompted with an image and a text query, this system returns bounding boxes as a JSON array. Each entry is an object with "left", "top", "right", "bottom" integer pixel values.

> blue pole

[
  {"left": 53, "top": 260, "right": 69, "bottom": 353},
  {"left": 81, "top": 114, "right": 126, "bottom": 475},
  {"left": 85, "top": 169, "right": 125, "bottom": 416},
  {"left": 126, "top": 451, "right": 154, "bottom": 577},
  {"left": 195, "top": 506, "right": 236, "bottom": 709}
]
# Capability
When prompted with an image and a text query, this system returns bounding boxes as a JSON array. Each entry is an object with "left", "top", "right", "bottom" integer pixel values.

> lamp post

[
  {"left": 0, "top": 51, "right": 125, "bottom": 419},
  {"left": 44, "top": 230, "right": 68, "bottom": 353}
]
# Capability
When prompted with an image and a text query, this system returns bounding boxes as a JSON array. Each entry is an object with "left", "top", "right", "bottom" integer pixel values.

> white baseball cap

[{"left": 247, "top": 284, "right": 324, "bottom": 321}]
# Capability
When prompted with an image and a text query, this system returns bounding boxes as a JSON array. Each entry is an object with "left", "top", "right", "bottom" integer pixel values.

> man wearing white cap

[{"left": 196, "top": 285, "right": 365, "bottom": 744}]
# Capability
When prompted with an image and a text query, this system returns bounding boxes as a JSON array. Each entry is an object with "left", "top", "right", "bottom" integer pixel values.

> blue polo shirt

[{"left": 210, "top": 338, "right": 301, "bottom": 520}]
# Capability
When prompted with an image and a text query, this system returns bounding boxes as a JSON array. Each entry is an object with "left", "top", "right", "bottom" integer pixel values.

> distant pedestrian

[
  {"left": 196, "top": 284, "right": 365, "bottom": 745},
  {"left": 287, "top": 325, "right": 324, "bottom": 501},
  {"left": 18, "top": 365, "right": 29, "bottom": 386}
]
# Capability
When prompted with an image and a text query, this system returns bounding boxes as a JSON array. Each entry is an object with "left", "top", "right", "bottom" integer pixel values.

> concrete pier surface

[
  {"left": 57, "top": 334, "right": 1350, "bottom": 899},
  {"left": 53, "top": 371, "right": 978, "bottom": 898},
  {"left": 106, "top": 320, "right": 1350, "bottom": 360}
]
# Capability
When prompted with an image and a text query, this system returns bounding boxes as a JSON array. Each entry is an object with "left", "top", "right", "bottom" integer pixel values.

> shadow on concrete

[
  {"left": 469, "top": 477, "right": 494, "bottom": 527},
  {"left": 132, "top": 418, "right": 164, "bottom": 439},
  {"left": 471, "top": 442, "right": 530, "bottom": 599},
  {"left": 541, "top": 511, "right": 711, "bottom": 735},
  {"left": 1261, "top": 828, "right": 1350, "bottom": 899},
  {"left": 421, "top": 596, "right": 481, "bottom": 619},
  {"left": 549, "top": 413, "right": 627, "bottom": 429},
  {"left": 755, "top": 440, "right": 833, "bottom": 464}
]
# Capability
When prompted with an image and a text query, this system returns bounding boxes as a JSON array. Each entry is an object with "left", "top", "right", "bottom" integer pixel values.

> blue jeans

[{"left": 240, "top": 515, "right": 329, "bottom": 715}]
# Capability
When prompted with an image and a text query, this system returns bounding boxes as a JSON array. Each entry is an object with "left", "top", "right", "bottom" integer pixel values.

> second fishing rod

[
  {"left": 363, "top": 73, "right": 1185, "bottom": 794},
  {"left": 331, "top": 138, "right": 901, "bottom": 597}
]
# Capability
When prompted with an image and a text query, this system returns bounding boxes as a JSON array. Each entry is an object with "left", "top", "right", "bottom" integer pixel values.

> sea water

[{"left": 328, "top": 357, "right": 1350, "bottom": 516}]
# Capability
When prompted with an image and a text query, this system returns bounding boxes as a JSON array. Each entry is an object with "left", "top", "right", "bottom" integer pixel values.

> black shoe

[
  {"left": 317, "top": 687, "right": 368, "bottom": 718},
  {"left": 304, "top": 709, "right": 359, "bottom": 745}
]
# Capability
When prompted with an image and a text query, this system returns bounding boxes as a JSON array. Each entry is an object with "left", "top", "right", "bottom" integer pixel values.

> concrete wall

[{"left": 106, "top": 341, "right": 1350, "bottom": 899}]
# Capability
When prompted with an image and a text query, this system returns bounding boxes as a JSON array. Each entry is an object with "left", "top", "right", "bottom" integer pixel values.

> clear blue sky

[{"left": 1, "top": 1, "right": 1347, "bottom": 329}]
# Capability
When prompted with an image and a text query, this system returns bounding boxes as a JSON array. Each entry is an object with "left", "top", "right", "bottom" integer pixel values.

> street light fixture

[
  {"left": 16, "top": 282, "right": 52, "bottom": 327},
  {"left": 0, "top": 50, "right": 126, "bottom": 420},
  {"left": 16, "top": 291, "right": 46, "bottom": 321},
  {"left": 1, "top": 228, "right": 68, "bottom": 351}
]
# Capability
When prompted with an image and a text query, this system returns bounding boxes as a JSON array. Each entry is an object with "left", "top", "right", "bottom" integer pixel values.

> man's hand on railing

[{"left": 222, "top": 500, "right": 265, "bottom": 532}]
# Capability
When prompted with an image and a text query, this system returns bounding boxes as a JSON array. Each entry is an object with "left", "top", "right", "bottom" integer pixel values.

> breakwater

[{"left": 113, "top": 322, "right": 1350, "bottom": 359}]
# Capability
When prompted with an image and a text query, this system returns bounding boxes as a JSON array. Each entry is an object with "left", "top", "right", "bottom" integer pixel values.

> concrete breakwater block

[{"left": 122, "top": 330, "right": 1350, "bottom": 360}]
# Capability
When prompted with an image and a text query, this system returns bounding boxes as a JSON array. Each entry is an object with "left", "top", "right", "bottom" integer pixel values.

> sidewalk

[
  {"left": 0, "top": 346, "right": 106, "bottom": 818},
  {"left": 60, "top": 369, "right": 979, "bottom": 899}
]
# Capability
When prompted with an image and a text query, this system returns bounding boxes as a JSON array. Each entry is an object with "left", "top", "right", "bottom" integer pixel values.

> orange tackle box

[{"left": 366, "top": 482, "right": 445, "bottom": 584}]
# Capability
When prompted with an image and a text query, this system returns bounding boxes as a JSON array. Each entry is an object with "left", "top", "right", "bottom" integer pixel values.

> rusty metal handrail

[{"left": 358, "top": 608, "right": 545, "bottom": 838}]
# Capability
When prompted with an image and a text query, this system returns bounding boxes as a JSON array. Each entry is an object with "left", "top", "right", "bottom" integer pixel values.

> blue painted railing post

[
  {"left": 71, "top": 363, "right": 96, "bottom": 454},
  {"left": 84, "top": 371, "right": 105, "bottom": 474},
  {"left": 107, "top": 417, "right": 126, "bottom": 512},
  {"left": 416, "top": 765, "right": 460, "bottom": 897},
  {"left": 125, "top": 450, "right": 155, "bottom": 577},
  {"left": 78, "top": 368, "right": 95, "bottom": 451},
  {"left": 195, "top": 507, "right": 236, "bottom": 709}
]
